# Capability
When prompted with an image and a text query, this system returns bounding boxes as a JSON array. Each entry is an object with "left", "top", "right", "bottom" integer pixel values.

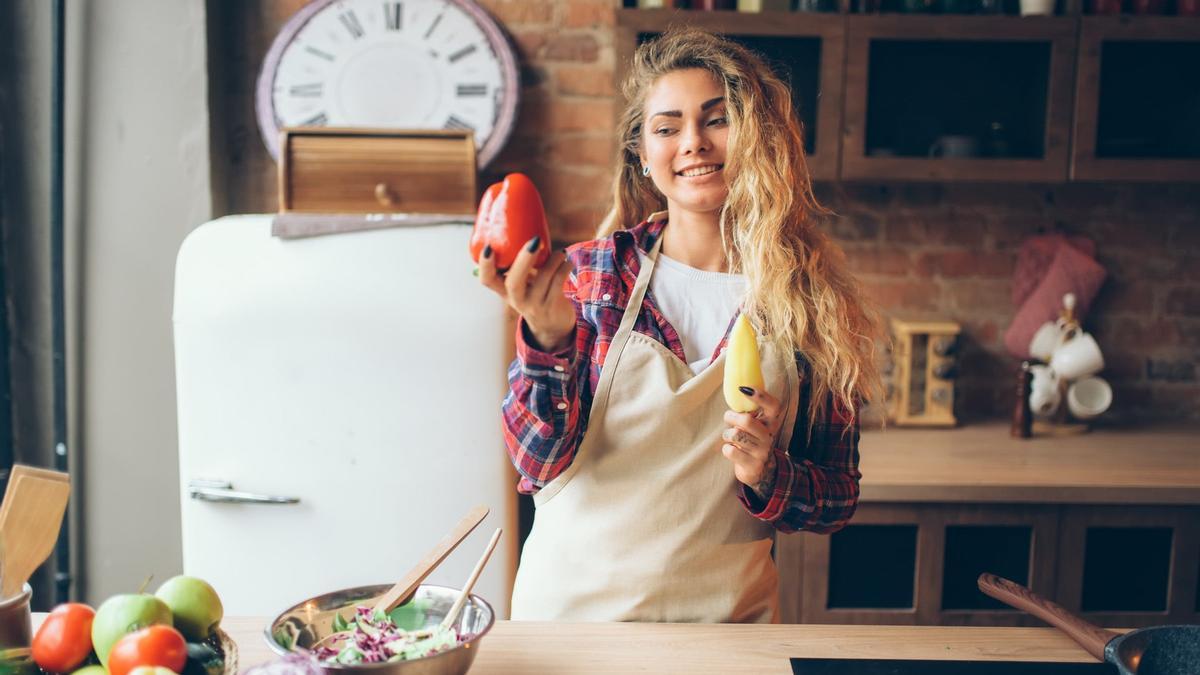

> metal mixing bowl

[{"left": 265, "top": 584, "right": 495, "bottom": 675}]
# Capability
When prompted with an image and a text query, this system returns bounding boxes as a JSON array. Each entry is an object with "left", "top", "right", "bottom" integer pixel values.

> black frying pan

[{"left": 978, "top": 573, "right": 1200, "bottom": 675}]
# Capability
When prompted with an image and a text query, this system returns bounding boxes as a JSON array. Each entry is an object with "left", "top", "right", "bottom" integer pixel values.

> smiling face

[{"left": 639, "top": 68, "right": 730, "bottom": 217}]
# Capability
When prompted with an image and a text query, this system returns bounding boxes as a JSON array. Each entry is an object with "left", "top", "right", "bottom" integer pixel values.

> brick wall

[
  {"left": 217, "top": 1, "right": 1200, "bottom": 423},
  {"left": 478, "top": 0, "right": 620, "bottom": 240},
  {"left": 477, "top": 1, "right": 1200, "bottom": 423},
  {"left": 822, "top": 183, "right": 1200, "bottom": 423}
]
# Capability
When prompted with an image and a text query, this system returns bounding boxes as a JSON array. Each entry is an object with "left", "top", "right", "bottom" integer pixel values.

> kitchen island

[{"left": 224, "top": 617, "right": 1107, "bottom": 674}]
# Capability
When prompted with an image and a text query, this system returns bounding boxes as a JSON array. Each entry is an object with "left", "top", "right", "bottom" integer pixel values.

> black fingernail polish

[
  {"left": 483, "top": 244, "right": 492, "bottom": 258},
  {"left": 527, "top": 236, "right": 541, "bottom": 252},
  {"left": 738, "top": 386, "right": 755, "bottom": 396}
]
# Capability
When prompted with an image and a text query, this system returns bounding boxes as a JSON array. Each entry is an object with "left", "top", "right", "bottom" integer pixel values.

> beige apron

[{"left": 510, "top": 232, "right": 800, "bottom": 623}]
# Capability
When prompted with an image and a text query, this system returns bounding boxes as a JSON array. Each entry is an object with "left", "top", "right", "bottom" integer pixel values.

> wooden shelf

[
  {"left": 857, "top": 422, "right": 1200, "bottom": 504},
  {"left": 841, "top": 15, "right": 1078, "bottom": 181},
  {"left": 616, "top": 9, "right": 846, "bottom": 179},
  {"left": 1072, "top": 16, "right": 1200, "bottom": 181},
  {"left": 616, "top": 10, "right": 1200, "bottom": 182},
  {"left": 617, "top": 8, "right": 844, "bottom": 34}
]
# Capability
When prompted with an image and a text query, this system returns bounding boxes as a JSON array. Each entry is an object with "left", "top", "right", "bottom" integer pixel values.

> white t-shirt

[{"left": 638, "top": 250, "right": 747, "bottom": 374}]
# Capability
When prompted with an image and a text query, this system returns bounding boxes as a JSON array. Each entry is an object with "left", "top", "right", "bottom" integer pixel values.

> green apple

[
  {"left": 155, "top": 576, "right": 223, "bottom": 641},
  {"left": 128, "top": 668, "right": 176, "bottom": 675},
  {"left": 70, "top": 666, "right": 108, "bottom": 675},
  {"left": 91, "top": 594, "right": 172, "bottom": 666}
]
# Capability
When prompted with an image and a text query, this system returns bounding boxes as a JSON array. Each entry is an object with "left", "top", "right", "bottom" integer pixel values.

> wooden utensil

[
  {"left": 440, "top": 527, "right": 502, "bottom": 631},
  {"left": 309, "top": 505, "right": 491, "bottom": 651},
  {"left": 978, "top": 573, "right": 1200, "bottom": 675},
  {"left": 370, "top": 504, "right": 489, "bottom": 615},
  {"left": 0, "top": 465, "right": 71, "bottom": 598},
  {"left": 0, "top": 465, "right": 68, "bottom": 528}
]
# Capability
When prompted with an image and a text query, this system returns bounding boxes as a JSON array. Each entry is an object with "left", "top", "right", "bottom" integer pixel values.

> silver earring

[{"left": 641, "top": 165, "right": 650, "bottom": 177}]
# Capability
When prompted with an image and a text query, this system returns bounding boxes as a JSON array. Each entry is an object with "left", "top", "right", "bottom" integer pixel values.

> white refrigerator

[{"left": 172, "top": 215, "right": 516, "bottom": 618}]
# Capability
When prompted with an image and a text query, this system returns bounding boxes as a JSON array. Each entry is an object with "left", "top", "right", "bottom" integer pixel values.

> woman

[{"left": 478, "top": 28, "right": 882, "bottom": 623}]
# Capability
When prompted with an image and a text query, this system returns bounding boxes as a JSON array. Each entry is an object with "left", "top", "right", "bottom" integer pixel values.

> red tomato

[
  {"left": 31, "top": 602, "right": 96, "bottom": 673},
  {"left": 106, "top": 625, "right": 187, "bottom": 675},
  {"left": 469, "top": 173, "right": 551, "bottom": 271}
]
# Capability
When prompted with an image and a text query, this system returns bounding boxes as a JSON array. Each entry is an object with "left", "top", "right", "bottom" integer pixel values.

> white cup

[
  {"left": 1028, "top": 364, "right": 1061, "bottom": 417},
  {"left": 1050, "top": 331, "right": 1105, "bottom": 381},
  {"left": 1067, "top": 376, "right": 1113, "bottom": 420},
  {"left": 1029, "top": 320, "right": 1069, "bottom": 362}
]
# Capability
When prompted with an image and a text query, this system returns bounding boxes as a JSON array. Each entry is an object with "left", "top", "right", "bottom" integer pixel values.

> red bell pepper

[{"left": 469, "top": 173, "right": 551, "bottom": 271}]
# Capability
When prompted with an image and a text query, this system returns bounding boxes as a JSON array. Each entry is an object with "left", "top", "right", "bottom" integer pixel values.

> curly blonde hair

[{"left": 598, "top": 27, "right": 883, "bottom": 427}]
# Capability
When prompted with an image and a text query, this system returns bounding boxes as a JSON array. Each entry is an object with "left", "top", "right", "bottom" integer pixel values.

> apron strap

[
  {"left": 532, "top": 232, "right": 665, "bottom": 505},
  {"left": 586, "top": 232, "right": 665, "bottom": 423}
]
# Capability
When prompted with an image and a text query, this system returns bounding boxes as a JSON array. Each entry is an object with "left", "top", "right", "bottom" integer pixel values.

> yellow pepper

[{"left": 723, "top": 314, "right": 764, "bottom": 413}]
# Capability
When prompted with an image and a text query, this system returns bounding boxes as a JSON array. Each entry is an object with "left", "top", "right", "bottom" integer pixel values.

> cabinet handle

[{"left": 188, "top": 479, "right": 299, "bottom": 505}]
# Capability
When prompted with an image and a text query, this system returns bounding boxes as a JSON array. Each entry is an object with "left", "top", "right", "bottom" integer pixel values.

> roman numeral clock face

[{"left": 255, "top": 0, "right": 519, "bottom": 167}]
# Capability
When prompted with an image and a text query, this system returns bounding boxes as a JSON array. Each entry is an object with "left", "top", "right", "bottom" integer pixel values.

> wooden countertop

[
  {"left": 224, "top": 617, "right": 1104, "bottom": 674},
  {"left": 858, "top": 422, "right": 1200, "bottom": 504}
]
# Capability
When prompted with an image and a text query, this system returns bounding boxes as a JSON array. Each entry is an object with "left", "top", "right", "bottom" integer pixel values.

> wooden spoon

[
  {"left": 0, "top": 465, "right": 71, "bottom": 598},
  {"left": 439, "top": 527, "right": 502, "bottom": 631},
  {"left": 370, "top": 504, "right": 489, "bottom": 615},
  {"left": 309, "top": 505, "right": 490, "bottom": 651}
]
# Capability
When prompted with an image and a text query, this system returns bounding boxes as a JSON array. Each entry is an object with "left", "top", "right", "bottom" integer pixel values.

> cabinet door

[
  {"left": 1072, "top": 17, "right": 1200, "bottom": 181},
  {"left": 795, "top": 504, "right": 928, "bottom": 625},
  {"left": 935, "top": 505, "right": 1060, "bottom": 627},
  {"left": 788, "top": 503, "right": 1060, "bottom": 626},
  {"left": 841, "top": 16, "right": 1077, "bottom": 182},
  {"left": 616, "top": 10, "right": 846, "bottom": 180},
  {"left": 1056, "top": 505, "right": 1200, "bottom": 628}
]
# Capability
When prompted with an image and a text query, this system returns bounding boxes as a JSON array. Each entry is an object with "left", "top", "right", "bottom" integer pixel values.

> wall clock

[{"left": 255, "top": 0, "right": 519, "bottom": 168}]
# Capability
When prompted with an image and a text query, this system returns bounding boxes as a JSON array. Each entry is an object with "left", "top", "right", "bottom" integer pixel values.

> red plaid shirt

[{"left": 502, "top": 218, "right": 861, "bottom": 534}]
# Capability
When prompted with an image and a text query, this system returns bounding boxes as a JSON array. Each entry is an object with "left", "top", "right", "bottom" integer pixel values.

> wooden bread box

[{"left": 278, "top": 128, "right": 477, "bottom": 215}]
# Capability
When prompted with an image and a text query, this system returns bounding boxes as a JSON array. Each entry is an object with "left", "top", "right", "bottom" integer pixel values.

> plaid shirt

[{"left": 502, "top": 218, "right": 861, "bottom": 534}]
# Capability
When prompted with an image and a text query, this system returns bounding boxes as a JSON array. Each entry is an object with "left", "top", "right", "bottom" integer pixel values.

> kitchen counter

[
  {"left": 224, "top": 617, "right": 1106, "bottom": 674},
  {"left": 783, "top": 423, "right": 1200, "bottom": 626},
  {"left": 858, "top": 422, "right": 1200, "bottom": 504}
]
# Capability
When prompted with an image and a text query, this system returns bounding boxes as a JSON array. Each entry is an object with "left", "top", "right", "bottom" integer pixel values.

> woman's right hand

[{"left": 479, "top": 237, "right": 576, "bottom": 353}]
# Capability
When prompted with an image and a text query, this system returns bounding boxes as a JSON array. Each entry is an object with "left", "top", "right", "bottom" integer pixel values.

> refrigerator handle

[{"left": 188, "top": 479, "right": 300, "bottom": 505}]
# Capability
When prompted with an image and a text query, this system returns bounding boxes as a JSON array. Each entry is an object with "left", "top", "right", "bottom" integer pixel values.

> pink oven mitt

[
  {"left": 1004, "top": 239, "right": 1107, "bottom": 360},
  {"left": 1011, "top": 234, "right": 1097, "bottom": 309}
]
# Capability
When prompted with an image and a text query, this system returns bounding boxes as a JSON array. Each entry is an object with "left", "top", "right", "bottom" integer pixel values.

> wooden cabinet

[
  {"left": 615, "top": 10, "right": 846, "bottom": 179},
  {"left": 616, "top": 10, "right": 1200, "bottom": 182},
  {"left": 780, "top": 504, "right": 1064, "bottom": 626},
  {"left": 1072, "top": 17, "right": 1200, "bottom": 180},
  {"left": 1056, "top": 505, "right": 1200, "bottom": 626},
  {"left": 841, "top": 16, "right": 1077, "bottom": 181},
  {"left": 775, "top": 424, "right": 1200, "bottom": 627},
  {"left": 779, "top": 503, "right": 1200, "bottom": 627}
]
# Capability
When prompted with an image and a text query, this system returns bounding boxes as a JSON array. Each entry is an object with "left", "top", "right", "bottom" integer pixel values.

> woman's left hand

[{"left": 721, "top": 386, "right": 786, "bottom": 498}]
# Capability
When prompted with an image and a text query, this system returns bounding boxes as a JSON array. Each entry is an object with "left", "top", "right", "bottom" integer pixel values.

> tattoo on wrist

[{"left": 751, "top": 451, "right": 777, "bottom": 500}]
